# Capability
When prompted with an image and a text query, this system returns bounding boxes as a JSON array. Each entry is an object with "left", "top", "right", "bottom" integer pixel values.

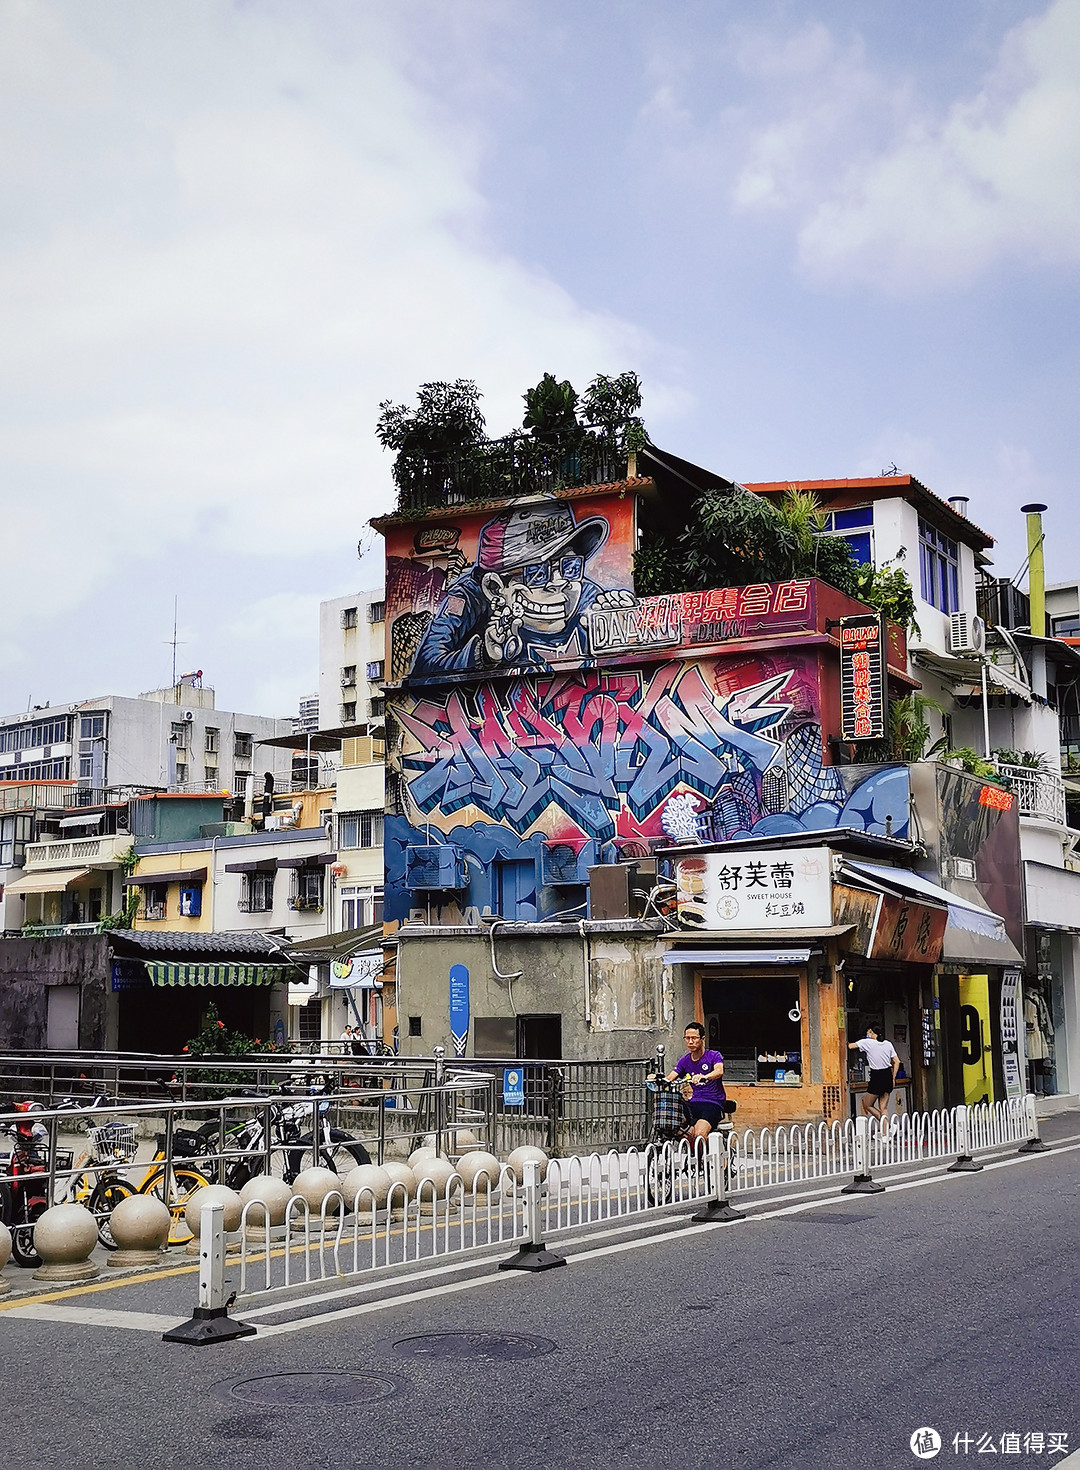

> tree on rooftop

[{"left": 377, "top": 380, "right": 486, "bottom": 496}]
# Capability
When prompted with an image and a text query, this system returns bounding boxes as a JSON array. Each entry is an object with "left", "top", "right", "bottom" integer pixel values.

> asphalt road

[{"left": 2, "top": 1115, "right": 1077, "bottom": 1470}]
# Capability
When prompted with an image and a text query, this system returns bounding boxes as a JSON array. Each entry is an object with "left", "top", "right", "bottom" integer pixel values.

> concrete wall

[
  {"left": 393, "top": 929, "right": 686, "bottom": 1061},
  {"left": 0, "top": 935, "right": 111, "bottom": 1050}
]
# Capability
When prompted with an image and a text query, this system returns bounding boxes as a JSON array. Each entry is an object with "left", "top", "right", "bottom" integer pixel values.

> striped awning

[{"left": 145, "top": 962, "right": 292, "bottom": 987}]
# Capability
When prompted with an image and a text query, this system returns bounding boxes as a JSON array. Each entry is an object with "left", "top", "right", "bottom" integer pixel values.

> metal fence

[{"left": 221, "top": 1096, "right": 1039, "bottom": 1313}]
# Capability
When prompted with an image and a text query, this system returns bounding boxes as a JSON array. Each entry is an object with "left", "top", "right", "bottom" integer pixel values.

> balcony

[
  {"left": 20, "top": 922, "right": 105, "bottom": 937},
  {"left": 996, "top": 762, "right": 1067, "bottom": 826},
  {"left": 23, "top": 833, "right": 134, "bottom": 869}
]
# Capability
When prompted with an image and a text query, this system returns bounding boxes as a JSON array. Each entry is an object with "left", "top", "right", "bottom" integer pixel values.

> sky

[{"left": 2, "top": 0, "right": 1078, "bottom": 718}]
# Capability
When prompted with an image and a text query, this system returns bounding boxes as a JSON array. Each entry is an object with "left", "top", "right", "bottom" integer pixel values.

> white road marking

[{"left": 4, "top": 1303, "right": 181, "bottom": 1332}]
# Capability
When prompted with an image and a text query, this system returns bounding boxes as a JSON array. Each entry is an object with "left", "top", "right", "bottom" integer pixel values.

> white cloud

[
  {"left": 0, "top": 1, "right": 657, "bottom": 699},
  {"left": 728, "top": 0, "right": 1080, "bottom": 291}
]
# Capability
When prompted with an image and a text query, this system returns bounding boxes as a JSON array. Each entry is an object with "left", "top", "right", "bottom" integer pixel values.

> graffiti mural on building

[
  {"left": 384, "top": 494, "right": 637, "bottom": 685},
  {"left": 385, "top": 657, "right": 909, "bottom": 921}
]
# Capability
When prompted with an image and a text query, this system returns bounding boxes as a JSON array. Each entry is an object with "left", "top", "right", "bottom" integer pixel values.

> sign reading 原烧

[{"left": 839, "top": 613, "right": 887, "bottom": 741}]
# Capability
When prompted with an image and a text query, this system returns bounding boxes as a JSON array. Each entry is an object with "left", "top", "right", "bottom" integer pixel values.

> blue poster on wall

[
  {"left": 449, "top": 964, "right": 470, "bottom": 1057},
  {"left": 503, "top": 1068, "right": 525, "bottom": 1107}
]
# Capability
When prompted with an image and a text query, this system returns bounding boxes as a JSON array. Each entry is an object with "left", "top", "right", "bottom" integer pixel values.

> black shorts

[
  {"left": 683, "top": 1100, "right": 726, "bottom": 1127},
  {"left": 867, "top": 1068, "right": 893, "bottom": 1099}
]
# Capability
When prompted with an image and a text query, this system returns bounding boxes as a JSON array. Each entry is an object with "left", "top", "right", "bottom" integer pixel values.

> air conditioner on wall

[
  {"left": 540, "top": 839, "right": 596, "bottom": 886},
  {"left": 947, "top": 612, "right": 986, "bottom": 657},
  {"left": 405, "top": 844, "right": 467, "bottom": 891}
]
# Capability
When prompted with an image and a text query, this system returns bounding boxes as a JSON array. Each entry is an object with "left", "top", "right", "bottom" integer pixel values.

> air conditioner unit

[
  {"left": 540, "top": 839, "right": 597, "bottom": 886},
  {"left": 947, "top": 612, "right": 986, "bottom": 657},
  {"left": 182, "top": 709, "right": 195, "bottom": 722},
  {"left": 405, "top": 844, "right": 467, "bottom": 891}
]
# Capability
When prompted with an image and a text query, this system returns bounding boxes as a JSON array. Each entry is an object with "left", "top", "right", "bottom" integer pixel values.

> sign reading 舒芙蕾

[
  {"left": 674, "top": 846, "right": 832, "bottom": 929},
  {"left": 839, "top": 614, "right": 887, "bottom": 741}
]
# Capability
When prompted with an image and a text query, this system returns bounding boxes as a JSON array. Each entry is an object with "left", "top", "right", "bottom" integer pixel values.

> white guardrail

[{"left": 208, "top": 1095, "right": 1038, "bottom": 1321}]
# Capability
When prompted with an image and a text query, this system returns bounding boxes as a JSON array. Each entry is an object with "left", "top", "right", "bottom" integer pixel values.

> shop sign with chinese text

[
  {"left": 839, "top": 613, "right": 887, "bottom": 740},
  {"left": 675, "top": 846, "right": 832, "bottom": 929},
  {"left": 869, "top": 895, "right": 947, "bottom": 963}
]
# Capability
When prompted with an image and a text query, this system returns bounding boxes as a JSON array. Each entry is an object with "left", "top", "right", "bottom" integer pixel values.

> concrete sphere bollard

[
  {"left": 413, "top": 1155, "right": 461, "bottom": 1214},
  {"left": 107, "top": 1194, "right": 171, "bottom": 1267},
  {"left": 33, "top": 1203, "right": 100, "bottom": 1282},
  {"left": 457, "top": 1150, "right": 502, "bottom": 1197},
  {"left": 341, "top": 1164, "right": 392, "bottom": 1213},
  {"left": 408, "top": 1146, "right": 438, "bottom": 1173},
  {"left": 291, "top": 1166, "right": 344, "bottom": 1225},
  {"left": 238, "top": 1174, "right": 293, "bottom": 1237},
  {"left": 183, "top": 1184, "right": 243, "bottom": 1257},
  {"left": 449, "top": 1128, "right": 480, "bottom": 1154},
  {"left": 507, "top": 1145, "right": 550, "bottom": 1183},
  {"left": 0, "top": 1220, "right": 11, "bottom": 1295},
  {"left": 382, "top": 1161, "right": 417, "bottom": 1217}
]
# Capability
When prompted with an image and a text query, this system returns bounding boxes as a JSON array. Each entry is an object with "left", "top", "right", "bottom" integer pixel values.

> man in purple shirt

[{"left": 667, "top": 1021, "right": 727, "bottom": 1143}]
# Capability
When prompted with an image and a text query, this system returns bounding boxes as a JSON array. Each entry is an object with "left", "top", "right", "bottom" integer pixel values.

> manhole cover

[
  {"left": 392, "top": 1332, "right": 556, "bottom": 1362},
  {"left": 220, "top": 1372, "right": 400, "bottom": 1407}
]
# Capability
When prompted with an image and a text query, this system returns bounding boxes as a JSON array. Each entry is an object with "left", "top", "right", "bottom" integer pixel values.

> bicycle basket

[
  {"left": 650, "top": 1084, "right": 686, "bottom": 1134},
  {"left": 88, "top": 1124, "right": 137, "bottom": 1164}
]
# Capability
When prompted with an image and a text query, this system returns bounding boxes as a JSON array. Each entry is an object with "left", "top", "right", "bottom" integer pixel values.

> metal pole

[
  {"left": 498, "top": 1159, "right": 565, "bottom": 1272},
  {"left": 432, "top": 1044, "right": 446, "bottom": 1158},
  {"left": 692, "top": 1128, "right": 744, "bottom": 1222},
  {"left": 161, "top": 1199, "right": 255, "bottom": 1344},
  {"left": 980, "top": 661, "right": 991, "bottom": 759},
  {"left": 947, "top": 1103, "right": 982, "bottom": 1172}
]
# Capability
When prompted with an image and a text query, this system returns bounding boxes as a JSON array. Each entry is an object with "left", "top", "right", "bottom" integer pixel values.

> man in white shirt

[{"left": 848, "top": 1025, "right": 900, "bottom": 1122}]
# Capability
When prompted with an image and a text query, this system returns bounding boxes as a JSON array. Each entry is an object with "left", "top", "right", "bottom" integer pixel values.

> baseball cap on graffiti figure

[{"left": 476, "top": 501, "right": 608, "bottom": 575}]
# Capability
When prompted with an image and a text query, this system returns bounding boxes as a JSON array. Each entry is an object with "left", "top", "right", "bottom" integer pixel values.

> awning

[
  {"left": 276, "top": 853, "right": 337, "bottom": 869},
  {"left": 59, "top": 813, "right": 104, "bottom": 829},
  {"left": 839, "top": 860, "right": 1024, "bottom": 966},
  {"left": 285, "top": 923, "right": 385, "bottom": 961},
  {"left": 146, "top": 962, "right": 292, "bottom": 987},
  {"left": 664, "top": 948, "right": 812, "bottom": 966},
  {"left": 288, "top": 980, "right": 320, "bottom": 1005},
  {"left": 123, "top": 867, "right": 208, "bottom": 887},
  {"left": 4, "top": 867, "right": 90, "bottom": 895},
  {"left": 223, "top": 859, "right": 277, "bottom": 874}
]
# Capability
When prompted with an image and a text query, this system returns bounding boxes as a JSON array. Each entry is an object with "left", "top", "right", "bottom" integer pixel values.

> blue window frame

[
  {"left": 919, "top": 517, "right": 959, "bottom": 613},
  {"left": 814, "top": 506, "right": 873, "bottom": 567}
]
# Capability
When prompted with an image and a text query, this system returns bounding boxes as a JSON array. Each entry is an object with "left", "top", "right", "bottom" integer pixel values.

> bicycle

[
  {"left": 0, "top": 1104, "right": 70, "bottom": 1268},
  {"left": 643, "top": 1075, "right": 738, "bottom": 1206},
  {"left": 192, "top": 1083, "right": 370, "bottom": 1190}
]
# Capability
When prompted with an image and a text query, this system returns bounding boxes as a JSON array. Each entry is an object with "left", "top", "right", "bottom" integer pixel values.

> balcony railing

[
  {"left": 21, "top": 922, "right": 105, "bottom": 937},
  {"left": 995, "top": 762, "right": 1067, "bottom": 826},
  {"left": 393, "top": 432, "right": 630, "bottom": 514},
  {"left": 24, "top": 834, "right": 134, "bottom": 868}
]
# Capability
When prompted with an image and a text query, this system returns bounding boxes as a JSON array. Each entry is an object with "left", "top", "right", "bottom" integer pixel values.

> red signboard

[
  {"left": 839, "top": 613, "right": 887, "bottom": 741},
  {"left": 870, "top": 895, "right": 948, "bottom": 964},
  {"left": 979, "top": 784, "right": 1014, "bottom": 811}
]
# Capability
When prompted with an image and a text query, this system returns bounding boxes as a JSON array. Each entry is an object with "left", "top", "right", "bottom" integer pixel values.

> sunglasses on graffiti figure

[{"left": 521, "top": 556, "right": 585, "bottom": 588}]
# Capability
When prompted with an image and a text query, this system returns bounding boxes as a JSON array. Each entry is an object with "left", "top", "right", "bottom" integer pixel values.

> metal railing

[
  {"left": 225, "top": 1095, "right": 1039, "bottom": 1311},
  {"left": 393, "top": 432, "right": 630, "bottom": 513},
  {"left": 995, "top": 762, "right": 1067, "bottom": 825}
]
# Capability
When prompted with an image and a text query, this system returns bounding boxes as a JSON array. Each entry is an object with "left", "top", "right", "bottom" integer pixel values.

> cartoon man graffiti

[{"left": 411, "top": 500, "right": 635, "bottom": 678}]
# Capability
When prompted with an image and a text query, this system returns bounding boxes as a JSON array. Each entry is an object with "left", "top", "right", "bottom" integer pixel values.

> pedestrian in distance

[{"left": 848, "top": 1024, "right": 900, "bottom": 1125}]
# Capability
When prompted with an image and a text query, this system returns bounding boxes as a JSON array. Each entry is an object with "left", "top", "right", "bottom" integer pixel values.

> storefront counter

[
  {"left": 724, "top": 1081, "right": 834, "bottom": 1129},
  {"left": 848, "top": 1076, "right": 913, "bottom": 1116}
]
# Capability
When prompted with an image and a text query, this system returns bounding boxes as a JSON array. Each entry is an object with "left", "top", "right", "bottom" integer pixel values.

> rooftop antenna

[{"left": 164, "top": 595, "right": 186, "bottom": 687}]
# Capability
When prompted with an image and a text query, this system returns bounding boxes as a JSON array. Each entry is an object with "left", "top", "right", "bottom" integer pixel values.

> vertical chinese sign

[{"left": 839, "top": 614, "right": 887, "bottom": 741}]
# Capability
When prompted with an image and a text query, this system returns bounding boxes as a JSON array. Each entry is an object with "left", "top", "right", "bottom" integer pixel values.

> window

[
  {"left": 341, "top": 666, "right": 357, "bottom": 687},
  {"left": 408, "top": 1016, "right": 422, "bottom": 1037},
  {"left": 239, "top": 871, "right": 274, "bottom": 913},
  {"left": 204, "top": 728, "right": 219, "bottom": 753},
  {"left": 0, "top": 717, "right": 71, "bottom": 753},
  {"left": 0, "top": 758, "right": 66, "bottom": 782},
  {"left": 340, "top": 884, "right": 384, "bottom": 929},
  {"left": 291, "top": 867, "right": 324, "bottom": 911},
  {"left": 341, "top": 607, "right": 358, "bottom": 630},
  {"left": 814, "top": 506, "right": 873, "bottom": 567},
  {"left": 366, "top": 661, "right": 385, "bottom": 681},
  {"left": 369, "top": 698, "right": 385, "bottom": 718},
  {"left": 179, "top": 886, "right": 202, "bottom": 918},
  {"left": 234, "top": 733, "right": 253, "bottom": 760},
  {"left": 143, "top": 884, "right": 167, "bottom": 921},
  {"left": 175, "top": 763, "right": 188, "bottom": 784},
  {"left": 78, "top": 756, "right": 94, "bottom": 779},
  {"left": 1, "top": 813, "right": 31, "bottom": 868},
  {"left": 919, "top": 517, "right": 960, "bottom": 613},
  {"left": 88, "top": 889, "right": 104, "bottom": 922},
  {"left": 339, "top": 811, "right": 384, "bottom": 848},
  {"left": 80, "top": 715, "right": 106, "bottom": 740},
  {"left": 1053, "top": 614, "right": 1080, "bottom": 638},
  {"left": 297, "top": 993, "right": 322, "bottom": 1043},
  {"left": 368, "top": 601, "right": 385, "bottom": 624},
  {"left": 170, "top": 721, "right": 188, "bottom": 741},
  {"left": 340, "top": 702, "right": 357, "bottom": 723}
]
